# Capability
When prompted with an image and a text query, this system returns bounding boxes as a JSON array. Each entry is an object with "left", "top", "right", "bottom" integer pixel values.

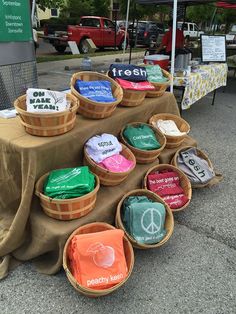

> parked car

[
  {"left": 177, "top": 22, "right": 204, "bottom": 39},
  {"left": 43, "top": 16, "right": 128, "bottom": 53},
  {"left": 128, "top": 21, "right": 160, "bottom": 47},
  {"left": 226, "top": 24, "right": 236, "bottom": 44}
]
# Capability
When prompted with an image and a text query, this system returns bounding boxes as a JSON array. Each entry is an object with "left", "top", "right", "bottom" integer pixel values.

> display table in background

[
  {"left": 0, "top": 92, "right": 197, "bottom": 278},
  {"left": 174, "top": 63, "right": 228, "bottom": 110}
]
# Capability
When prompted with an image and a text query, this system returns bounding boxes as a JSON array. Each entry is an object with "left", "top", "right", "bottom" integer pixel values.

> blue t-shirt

[{"left": 75, "top": 80, "right": 116, "bottom": 103}]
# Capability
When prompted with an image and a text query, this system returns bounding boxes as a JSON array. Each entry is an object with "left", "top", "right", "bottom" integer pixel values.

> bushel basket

[
  {"left": 120, "top": 122, "right": 166, "bottom": 164},
  {"left": 71, "top": 71, "right": 123, "bottom": 119},
  {"left": 14, "top": 93, "right": 79, "bottom": 137},
  {"left": 63, "top": 222, "right": 134, "bottom": 297},
  {"left": 107, "top": 71, "right": 146, "bottom": 107},
  {"left": 149, "top": 113, "right": 190, "bottom": 148},
  {"left": 35, "top": 172, "right": 100, "bottom": 220},
  {"left": 84, "top": 143, "right": 136, "bottom": 186},
  {"left": 143, "top": 164, "right": 192, "bottom": 212},
  {"left": 146, "top": 69, "right": 172, "bottom": 98},
  {"left": 115, "top": 189, "right": 174, "bottom": 249}
]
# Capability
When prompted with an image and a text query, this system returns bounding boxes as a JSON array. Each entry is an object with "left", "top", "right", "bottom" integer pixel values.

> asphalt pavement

[{"left": 1, "top": 55, "right": 236, "bottom": 314}]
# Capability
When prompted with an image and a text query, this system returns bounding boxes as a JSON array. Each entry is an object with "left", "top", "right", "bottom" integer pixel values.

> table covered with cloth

[
  {"left": 173, "top": 63, "right": 228, "bottom": 110},
  {"left": 0, "top": 92, "right": 197, "bottom": 279}
]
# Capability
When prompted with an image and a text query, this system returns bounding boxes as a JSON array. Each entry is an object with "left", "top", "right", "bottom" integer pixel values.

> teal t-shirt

[
  {"left": 122, "top": 196, "right": 166, "bottom": 244},
  {"left": 146, "top": 65, "right": 168, "bottom": 83}
]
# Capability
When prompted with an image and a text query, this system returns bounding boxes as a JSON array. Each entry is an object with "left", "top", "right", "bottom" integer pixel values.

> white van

[{"left": 177, "top": 22, "right": 204, "bottom": 39}]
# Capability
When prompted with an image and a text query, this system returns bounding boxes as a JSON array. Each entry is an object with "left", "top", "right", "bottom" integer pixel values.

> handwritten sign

[
  {"left": 26, "top": 88, "right": 68, "bottom": 113},
  {"left": 201, "top": 35, "right": 226, "bottom": 63}
]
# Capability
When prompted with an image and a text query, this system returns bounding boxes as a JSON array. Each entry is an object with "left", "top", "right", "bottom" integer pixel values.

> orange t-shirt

[
  {"left": 68, "top": 229, "right": 128, "bottom": 290},
  {"left": 162, "top": 28, "right": 184, "bottom": 53}
]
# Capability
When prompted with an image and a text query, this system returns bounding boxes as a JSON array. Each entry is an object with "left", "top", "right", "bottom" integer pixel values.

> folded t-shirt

[
  {"left": 68, "top": 229, "right": 128, "bottom": 290},
  {"left": 156, "top": 119, "right": 186, "bottom": 137},
  {"left": 98, "top": 154, "right": 135, "bottom": 172},
  {"left": 123, "top": 124, "right": 161, "bottom": 150},
  {"left": 177, "top": 148, "right": 215, "bottom": 184},
  {"left": 86, "top": 133, "right": 122, "bottom": 163},
  {"left": 109, "top": 64, "right": 147, "bottom": 82},
  {"left": 75, "top": 80, "right": 116, "bottom": 102},
  {"left": 145, "top": 65, "right": 168, "bottom": 83},
  {"left": 116, "top": 78, "right": 155, "bottom": 91}
]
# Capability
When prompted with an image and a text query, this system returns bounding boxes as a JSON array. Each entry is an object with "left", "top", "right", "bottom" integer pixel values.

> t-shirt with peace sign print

[{"left": 123, "top": 196, "right": 166, "bottom": 244}]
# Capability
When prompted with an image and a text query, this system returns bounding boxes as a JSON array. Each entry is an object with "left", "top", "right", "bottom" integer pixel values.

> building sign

[{"left": 0, "top": 0, "right": 32, "bottom": 42}]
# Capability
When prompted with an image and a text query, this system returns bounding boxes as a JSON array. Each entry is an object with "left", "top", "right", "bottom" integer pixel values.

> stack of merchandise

[
  {"left": 74, "top": 80, "right": 117, "bottom": 103},
  {"left": 68, "top": 229, "right": 128, "bottom": 290},
  {"left": 147, "top": 170, "right": 189, "bottom": 210},
  {"left": 154, "top": 119, "right": 186, "bottom": 137},
  {"left": 145, "top": 65, "right": 168, "bottom": 83},
  {"left": 85, "top": 134, "right": 135, "bottom": 172},
  {"left": 44, "top": 166, "right": 95, "bottom": 199},
  {"left": 123, "top": 124, "right": 161, "bottom": 150},
  {"left": 177, "top": 147, "right": 215, "bottom": 185},
  {"left": 109, "top": 64, "right": 155, "bottom": 91},
  {"left": 122, "top": 196, "right": 166, "bottom": 244}
]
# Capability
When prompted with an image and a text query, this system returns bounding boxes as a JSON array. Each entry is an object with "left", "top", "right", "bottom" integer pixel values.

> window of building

[{"left": 51, "top": 9, "right": 58, "bottom": 17}]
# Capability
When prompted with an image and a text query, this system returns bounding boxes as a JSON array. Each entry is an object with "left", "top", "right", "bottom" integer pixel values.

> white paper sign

[
  {"left": 201, "top": 35, "right": 226, "bottom": 63},
  {"left": 26, "top": 88, "right": 68, "bottom": 113}
]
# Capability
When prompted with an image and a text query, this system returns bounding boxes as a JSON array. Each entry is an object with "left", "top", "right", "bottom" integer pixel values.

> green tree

[
  {"left": 36, "top": 0, "right": 64, "bottom": 11},
  {"left": 186, "top": 4, "right": 215, "bottom": 28}
]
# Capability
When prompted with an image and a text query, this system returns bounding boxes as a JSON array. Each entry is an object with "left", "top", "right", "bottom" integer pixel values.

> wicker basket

[
  {"left": 63, "top": 222, "right": 134, "bottom": 297},
  {"left": 120, "top": 122, "right": 166, "bottom": 164},
  {"left": 84, "top": 143, "right": 136, "bottom": 186},
  {"left": 143, "top": 164, "right": 192, "bottom": 212},
  {"left": 149, "top": 113, "right": 190, "bottom": 148},
  {"left": 106, "top": 71, "right": 146, "bottom": 107},
  {"left": 14, "top": 94, "right": 79, "bottom": 137},
  {"left": 120, "top": 89, "right": 147, "bottom": 107},
  {"left": 146, "top": 69, "right": 172, "bottom": 98},
  {"left": 70, "top": 71, "right": 123, "bottom": 119},
  {"left": 35, "top": 172, "right": 100, "bottom": 220},
  {"left": 171, "top": 146, "right": 222, "bottom": 188},
  {"left": 115, "top": 189, "right": 174, "bottom": 249}
]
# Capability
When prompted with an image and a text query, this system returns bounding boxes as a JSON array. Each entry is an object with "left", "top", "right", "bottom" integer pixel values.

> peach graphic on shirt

[{"left": 87, "top": 242, "right": 115, "bottom": 268}]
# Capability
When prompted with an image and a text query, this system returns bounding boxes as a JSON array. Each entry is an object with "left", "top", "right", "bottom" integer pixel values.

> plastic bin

[{"left": 143, "top": 54, "right": 170, "bottom": 70}]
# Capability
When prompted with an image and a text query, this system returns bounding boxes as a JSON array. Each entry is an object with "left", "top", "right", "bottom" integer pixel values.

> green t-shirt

[
  {"left": 123, "top": 124, "right": 161, "bottom": 150},
  {"left": 44, "top": 166, "right": 95, "bottom": 199}
]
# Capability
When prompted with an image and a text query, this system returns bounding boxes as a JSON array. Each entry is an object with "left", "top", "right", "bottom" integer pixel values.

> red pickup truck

[{"left": 43, "top": 16, "right": 128, "bottom": 53}]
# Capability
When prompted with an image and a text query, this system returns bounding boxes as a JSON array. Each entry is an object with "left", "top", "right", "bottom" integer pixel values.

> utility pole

[{"left": 110, "top": 0, "right": 113, "bottom": 20}]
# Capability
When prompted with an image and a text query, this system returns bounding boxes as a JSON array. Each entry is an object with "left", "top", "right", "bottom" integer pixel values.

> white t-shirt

[
  {"left": 86, "top": 133, "right": 122, "bottom": 163},
  {"left": 156, "top": 119, "right": 186, "bottom": 136}
]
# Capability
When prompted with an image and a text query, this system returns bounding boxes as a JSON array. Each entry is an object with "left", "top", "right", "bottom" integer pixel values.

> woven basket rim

[
  {"left": 35, "top": 171, "right": 100, "bottom": 203},
  {"left": 116, "top": 188, "right": 174, "bottom": 249},
  {"left": 120, "top": 122, "right": 166, "bottom": 153},
  {"left": 83, "top": 142, "right": 136, "bottom": 176},
  {"left": 143, "top": 163, "right": 192, "bottom": 212},
  {"left": 14, "top": 93, "right": 79, "bottom": 117},
  {"left": 70, "top": 71, "right": 123, "bottom": 106},
  {"left": 62, "top": 222, "right": 134, "bottom": 295}
]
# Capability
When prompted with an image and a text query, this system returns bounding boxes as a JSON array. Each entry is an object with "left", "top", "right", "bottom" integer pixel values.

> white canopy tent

[{"left": 122, "top": 0, "right": 215, "bottom": 92}]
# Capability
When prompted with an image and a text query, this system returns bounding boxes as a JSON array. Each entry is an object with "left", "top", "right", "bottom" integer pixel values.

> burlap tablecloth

[{"left": 0, "top": 92, "right": 196, "bottom": 278}]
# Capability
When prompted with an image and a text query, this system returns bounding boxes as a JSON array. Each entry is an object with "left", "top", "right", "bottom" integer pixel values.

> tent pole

[
  {"left": 170, "top": 0, "right": 178, "bottom": 93},
  {"left": 123, "top": 0, "right": 131, "bottom": 62},
  {"left": 31, "top": 0, "right": 36, "bottom": 24}
]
